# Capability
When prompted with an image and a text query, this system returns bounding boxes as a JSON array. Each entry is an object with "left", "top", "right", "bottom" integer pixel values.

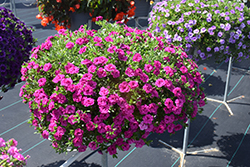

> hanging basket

[
  {"left": 69, "top": 12, "right": 101, "bottom": 31},
  {"left": 69, "top": 12, "right": 91, "bottom": 31},
  {"left": 134, "top": 0, "right": 151, "bottom": 17}
]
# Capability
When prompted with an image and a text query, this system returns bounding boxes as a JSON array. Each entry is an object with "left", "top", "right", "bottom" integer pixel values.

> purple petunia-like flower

[
  {"left": 206, "top": 17, "right": 212, "bottom": 22},
  {"left": 214, "top": 47, "right": 219, "bottom": 52},
  {"left": 206, "top": 47, "right": 211, "bottom": 52},
  {"left": 238, "top": 52, "right": 243, "bottom": 57},
  {"left": 218, "top": 32, "right": 223, "bottom": 37},
  {"left": 220, "top": 39, "right": 225, "bottom": 44},
  {"left": 230, "top": 9, "right": 235, "bottom": 14},
  {"left": 193, "top": 29, "right": 199, "bottom": 34},
  {"left": 239, "top": 17, "right": 244, "bottom": 22},
  {"left": 224, "top": 23, "right": 231, "bottom": 31},
  {"left": 200, "top": 27, "right": 206, "bottom": 33},
  {"left": 0, "top": 64, "right": 7, "bottom": 72},
  {"left": 199, "top": 53, "right": 206, "bottom": 60},
  {"left": 155, "top": 26, "right": 161, "bottom": 33},
  {"left": 225, "top": 16, "right": 230, "bottom": 21},
  {"left": 0, "top": 7, "right": 35, "bottom": 91},
  {"left": 215, "top": 10, "right": 220, "bottom": 14}
]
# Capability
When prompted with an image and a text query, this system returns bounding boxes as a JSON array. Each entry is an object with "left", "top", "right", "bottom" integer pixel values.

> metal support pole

[
  {"left": 223, "top": 56, "right": 232, "bottom": 103},
  {"left": 101, "top": 151, "right": 108, "bottom": 167},
  {"left": 180, "top": 119, "right": 190, "bottom": 167},
  {"left": 206, "top": 56, "right": 242, "bottom": 115},
  {"left": 159, "top": 119, "right": 217, "bottom": 167},
  {"left": 10, "top": 0, "right": 16, "bottom": 16}
]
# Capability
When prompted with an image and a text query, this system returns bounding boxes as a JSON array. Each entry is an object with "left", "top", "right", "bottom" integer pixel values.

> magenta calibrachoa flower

[
  {"left": 148, "top": 0, "right": 250, "bottom": 63},
  {"left": 0, "top": 138, "right": 29, "bottom": 166},
  {"left": 20, "top": 19, "right": 206, "bottom": 158}
]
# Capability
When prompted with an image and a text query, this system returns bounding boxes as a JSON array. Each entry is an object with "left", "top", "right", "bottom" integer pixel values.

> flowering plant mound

[
  {"left": 0, "top": 7, "right": 36, "bottom": 92},
  {"left": 0, "top": 138, "right": 29, "bottom": 167},
  {"left": 148, "top": 0, "right": 250, "bottom": 63},
  {"left": 36, "top": 0, "right": 136, "bottom": 30},
  {"left": 20, "top": 18, "right": 205, "bottom": 157}
]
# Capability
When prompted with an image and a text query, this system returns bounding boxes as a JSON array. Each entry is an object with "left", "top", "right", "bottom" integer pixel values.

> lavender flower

[
  {"left": 238, "top": 42, "right": 242, "bottom": 47},
  {"left": 236, "top": 29, "right": 242, "bottom": 35},
  {"left": 193, "top": 29, "right": 199, "bottom": 34},
  {"left": 214, "top": 47, "right": 219, "bottom": 52},
  {"left": 199, "top": 53, "right": 206, "bottom": 60},
  {"left": 200, "top": 27, "right": 206, "bottom": 33},
  {"left": 238, "top": 52, "right": 243, "bottom": 57},
  {"left": 206, "top": 17, "right": 212, "bottom": 22},
  {"left": 215, "top": 10, "right": 220, "bottom": 14},
  {"left": 220, "top": 45, "right": 224, "bottom": 50},
  {"left": 220, "top": 39, "right": 225, "bottom": 44},
  {"left": 234, "top": 34, "right": 239, "bottom": 40},
  {"left": 225, "top": 16, "right": 230, "bottom": 21},
  {"left": 218, "top": 32, "right": 223, "bottom": 37},
  {"left": 155, "top": 26, "right": 161, "bottom": 32},
  {"left": 224, "top": 23, "right": 231, "bottom": 31},
  {"left": 239, "top": 17, "right": 244, "bottom": 22},
  {"left": 220, "top": 24, "right": 225, "bottom": 29},
  {"left": 175, "top": 8, "right": 181, "bottom": 12},
  {"left": 220, "top": 13, "right": 225, "bottom": 17}
]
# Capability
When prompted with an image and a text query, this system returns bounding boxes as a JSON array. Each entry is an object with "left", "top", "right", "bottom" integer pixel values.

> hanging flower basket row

[
  {"left": 20, "top": 18, "right": 206, "bottom": 157},
  {"left": 35, "top": 0, "right": 137, "bottom": 31}
]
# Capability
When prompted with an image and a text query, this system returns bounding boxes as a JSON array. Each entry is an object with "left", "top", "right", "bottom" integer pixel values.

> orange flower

[
  {"left": 52, "top": 20, "right": 59, "bottom": 24},
  {"left": 48, "top": 15, "right": 54, "bottom": 21},
  {"left": 114, "top": 12, "right": 125, "bottom": 21},
  {"left": 130, "top": 1, "right": 135, "bottom": 6},
  {"left": 69, "top": 7, "right": 75, "bottom": 12},
  {"left": 42, "top": 17, "right": 49, "bottom": 24},
  {"left": 41, "top": 20, "right": 47, "bottom": 27},
  {"left": 75, "top": 4, "right": 80, "bottom": 9},
  {"left": 89, "top": 13, "right": 93, "bottom": 17},
  {"left": 36, "top": 13, "right": 43, "bottom": 20},
  {"left": 92, "top": 17, "right": 96, "bottom": 22},
  {"left": 55, "top": 24, "right": 65, "bottom": 31},
  {"left": 56, "top": 0, "right": 62, "bottom": 3},
  {"left": 203, "top": 67, "right": 207, "bottom": 70},
  {"left": 128, "top": 7, "right": 136, "bottom": 17}
]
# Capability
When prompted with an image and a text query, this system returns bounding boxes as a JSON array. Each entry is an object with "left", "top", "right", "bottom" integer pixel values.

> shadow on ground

[
  {"left": 39, "top": 150, "right": 101, "bottom": 167},
  {"left": 39, "top": 160, "right": 101, "bottom": 167},
  {"left": 31, "top": 23, "right": 55, "bottom": 30},
  {"left": 200, "top": 73, "right": 226, "bottom": 97},
  {"left": 198, "top": 56, "right": 250, "bottom": 76},
  {"left": 217, "top": 132, "right": 250, "bottom": 167},
  {"left": 148, "top": 114, "right": 218, "bottom": 149}
]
